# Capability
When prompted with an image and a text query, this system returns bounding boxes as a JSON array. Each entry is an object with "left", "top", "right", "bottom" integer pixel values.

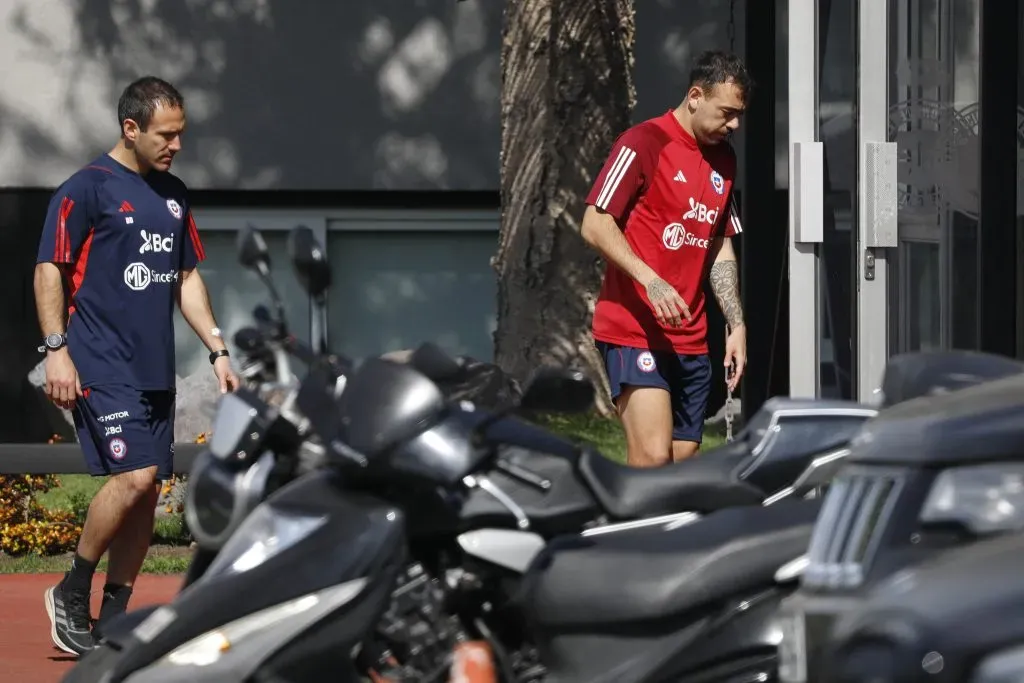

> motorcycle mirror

[
  {"left": 239, "top": 226, "right": 288, "bottom": 329},
  {"left": 518, "top": 367, "right": 595, "bottom": 414},
  {"left": 287, "top": 225, "right": 332, "bottom": 303},
  {"left": 237, "top": 225, "right": 271, "bottom": 276}
]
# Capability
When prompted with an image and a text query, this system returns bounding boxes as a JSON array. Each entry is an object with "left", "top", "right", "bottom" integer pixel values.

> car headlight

[
  {"left": 972, "top": 644, "right": 1024, "bottom": 683},
  {"left": 203, "top": 504, "right": 327, "bottom": 578},
  {"left": 161, "top": 579, "right": 366, "bottom": 667},
  {"left": 920, "top": 464, "right": 1024, "bottom": 534}
]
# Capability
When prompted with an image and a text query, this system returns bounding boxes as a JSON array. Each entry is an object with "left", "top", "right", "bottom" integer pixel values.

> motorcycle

[
  {"left": 821, "top": 531, "right": 1024, "bottom": 683},
  {"left": 775, "top": 365, "right": 1024, "bottom": 683}
]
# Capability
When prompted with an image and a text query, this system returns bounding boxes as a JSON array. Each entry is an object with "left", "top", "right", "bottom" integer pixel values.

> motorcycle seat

[
  {"left": 522, "top": 499, "right": 820, "bottom": 628},
  {"left": 577, "top": 443, "right": 765, "bottom": 520}
]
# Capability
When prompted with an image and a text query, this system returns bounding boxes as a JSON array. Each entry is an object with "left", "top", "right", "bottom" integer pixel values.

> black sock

[
  {"left": 64, "top": 553, "right": 97, "bottom": 593},
  {"left": 99, "top": 583, "right": 133, "bottom": 624}
]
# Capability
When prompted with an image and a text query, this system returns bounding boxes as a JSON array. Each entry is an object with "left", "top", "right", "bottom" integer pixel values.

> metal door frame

[
  {"left": 788, "top": 0, "right": 823, "bottom": 399},
  {"left": 856, "top": 0, "right": 897, "bottom": 402}
]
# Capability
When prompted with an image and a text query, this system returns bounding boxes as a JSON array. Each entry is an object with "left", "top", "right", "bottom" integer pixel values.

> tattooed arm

[
  {"left": 581, "top": 205, "right": 692, "bottom": 327},
  {"left": 709, "top": 237, "right": 746, "bottom": 390},
  {"left": 708, "top": 237, "right": 744, "bottom": 330}
]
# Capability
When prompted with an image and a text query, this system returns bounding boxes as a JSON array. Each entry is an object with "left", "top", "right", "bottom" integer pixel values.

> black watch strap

[
  {"left": 38, "top": 333, "right": 67, "bottom": 353},
  {"left": 209, "top": 349, "right": 230, "bottom": 364}
]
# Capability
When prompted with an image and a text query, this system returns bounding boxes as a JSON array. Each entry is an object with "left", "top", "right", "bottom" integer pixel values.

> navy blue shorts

[
  {"left": 73, "top": 385, "right": 175, "bottom": 481},
  {"left": 597, "top": 342, "right": 712, "bottom": 443}
]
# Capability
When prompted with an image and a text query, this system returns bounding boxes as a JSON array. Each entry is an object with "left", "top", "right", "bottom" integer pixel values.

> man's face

[
  {"left": 687, "top": 80, "right": 746, "bottom": 145},
  {"left": 124, "top": 103, "right": 186, "bottom": 173}
]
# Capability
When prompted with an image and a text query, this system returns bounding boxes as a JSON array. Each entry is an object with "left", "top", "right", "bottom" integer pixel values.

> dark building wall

[{"left": 0, "top": 191, "right": 60, "bottom": 442}]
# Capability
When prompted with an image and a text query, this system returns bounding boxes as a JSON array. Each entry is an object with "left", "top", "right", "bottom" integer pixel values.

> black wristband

[{"left": 209, "top": 349, "right": 230, "bottom": 365}]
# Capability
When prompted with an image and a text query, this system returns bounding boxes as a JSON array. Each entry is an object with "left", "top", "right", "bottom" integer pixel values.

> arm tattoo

[{"left": 709, "top": 260, "right": 744, "bottom": 329}]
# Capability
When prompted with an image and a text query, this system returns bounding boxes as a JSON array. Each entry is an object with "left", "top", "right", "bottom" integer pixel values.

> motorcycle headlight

[
  {"left": 185, "top": 450, "right": 275, "bottom": 551},
  {"left": 203, "top": 504, "right": 327, "bottom": 578},
  {"left": 161, "top": 579, "right": 366, "bottom": 667},
  {"left": 972, "top": 644, "right": 1024, "bottom": 683},
  {"left": 920, "top": 464, "right": 1024, "bottom": 534}
]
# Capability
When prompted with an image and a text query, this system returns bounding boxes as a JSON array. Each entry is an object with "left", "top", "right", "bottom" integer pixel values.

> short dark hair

[
  {"left": 687, "top": 50, "right": 753, "bottom": 101},
  {"left": 117, "top": 77, "right": 184, "bottom": 132}
]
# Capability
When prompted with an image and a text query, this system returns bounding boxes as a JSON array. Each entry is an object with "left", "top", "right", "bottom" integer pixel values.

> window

[{"left": 325, "top": 229, "right": 498, "bottom": 362}]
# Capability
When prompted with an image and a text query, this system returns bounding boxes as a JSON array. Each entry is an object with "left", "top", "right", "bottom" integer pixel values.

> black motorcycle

[
  {"left": 822, "top": 531, "right": 1024, "bottom": 683},
  {"left": 775, "top": 364, "right": 1024, "bottom": 683}
]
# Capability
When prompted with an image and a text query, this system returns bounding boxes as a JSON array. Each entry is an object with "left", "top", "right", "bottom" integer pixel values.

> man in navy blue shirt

[{"left": 34, "top": 76, "right": 239, "bottom": 655}]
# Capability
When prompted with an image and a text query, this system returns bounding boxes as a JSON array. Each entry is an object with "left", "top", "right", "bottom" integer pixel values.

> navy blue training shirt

[{"left": 36, "top": 154, "right": 206, "bottom": 391}]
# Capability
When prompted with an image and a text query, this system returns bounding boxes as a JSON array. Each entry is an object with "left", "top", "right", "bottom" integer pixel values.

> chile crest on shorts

[
  {"left": 636, "top": 351, "right": 656, "bottom": 373},
  {"left": 109, "top": 437, "right": 127, "bottom": 460}
]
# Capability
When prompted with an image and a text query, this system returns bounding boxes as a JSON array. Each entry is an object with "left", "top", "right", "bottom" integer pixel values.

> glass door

[
  {"left": 818, "top": 0, "right": 858, "bottom": 400},
  {"left": 887, "top": 0, "right": 981, "bottom": 353},
  {"left": 817, "top": 0, "right": 985, "bottom": 401}
]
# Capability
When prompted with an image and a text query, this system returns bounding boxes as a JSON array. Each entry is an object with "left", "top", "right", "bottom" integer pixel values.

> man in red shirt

[{"left": 581, "top": 50, "right": 750, "bottom": 467}]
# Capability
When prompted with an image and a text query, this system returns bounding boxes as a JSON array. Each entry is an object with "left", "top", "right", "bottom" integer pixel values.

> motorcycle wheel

[{"left": 60, "top": 643, "right": 123, "bottom": 683}]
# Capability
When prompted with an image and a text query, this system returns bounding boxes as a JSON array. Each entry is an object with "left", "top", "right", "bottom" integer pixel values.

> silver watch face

[{"left": 45, "top": 333, "right": 65, "bottom": 349}]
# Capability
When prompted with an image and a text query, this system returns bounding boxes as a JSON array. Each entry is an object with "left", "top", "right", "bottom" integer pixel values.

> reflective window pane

[
  {"left": 325, "top": 230, "right": 497, "bottom": 361},
  {"left": 819, "top": 0, "right": 857, "bottom": 400},
  {"left": 889, "top": 0, "right": 981, "bottom": 352}
]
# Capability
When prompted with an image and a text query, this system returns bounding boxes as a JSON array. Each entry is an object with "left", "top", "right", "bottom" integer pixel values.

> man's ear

[{"left": 685, "top": 85, "right": 704, "bottom": 110}]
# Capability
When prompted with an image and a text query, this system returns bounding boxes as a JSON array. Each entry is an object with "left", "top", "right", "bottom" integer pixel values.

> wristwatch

[
  {"left": 209, "top": 349, "right": 230, "bottom": 365},
  {"left": 38, "top": 333, "right": 67, "bottom": 353}
]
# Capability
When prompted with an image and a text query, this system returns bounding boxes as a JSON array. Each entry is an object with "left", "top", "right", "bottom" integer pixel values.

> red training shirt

[{"left": 585, "top": 110, "right": 743, "bottom": 355}]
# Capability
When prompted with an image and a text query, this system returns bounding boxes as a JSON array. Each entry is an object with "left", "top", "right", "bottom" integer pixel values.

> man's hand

[
  {"left": 213, "top": 356, "right": 240, "bottom": 394},
  {"left": 724, "top": 324, "right": 747, "bottom": 392},
  {"left": 45, "top": 349, "right": 82, "bottom": 410},
  {"left": 645, "top": 277, "right": 692, "bottom": 328}
]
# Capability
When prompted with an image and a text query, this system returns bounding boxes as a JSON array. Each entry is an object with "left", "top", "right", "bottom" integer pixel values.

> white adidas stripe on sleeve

[{"left": 595, "top": 146, "right": 636, "bottom": 210}]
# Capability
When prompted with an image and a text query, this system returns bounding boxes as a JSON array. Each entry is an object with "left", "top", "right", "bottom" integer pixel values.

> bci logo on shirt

[
  {"left": 139, "top": 230, "right": 174, "bottom": 254},
  {"left": 682, "top": 197, "right": 718, "bottom": 225}
]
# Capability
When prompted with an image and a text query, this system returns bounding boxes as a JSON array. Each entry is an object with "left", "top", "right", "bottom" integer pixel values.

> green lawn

[
  {"left": 3, "top": 412, "right": 725, "bottom": 573},
  {"left": 533, "top": 412, "right": 726, "bottom": 463}
]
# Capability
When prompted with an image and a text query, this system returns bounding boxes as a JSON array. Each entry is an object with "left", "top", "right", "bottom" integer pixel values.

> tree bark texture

[{"left": 494, "top": 0, "right": 636, "bottom": 415}]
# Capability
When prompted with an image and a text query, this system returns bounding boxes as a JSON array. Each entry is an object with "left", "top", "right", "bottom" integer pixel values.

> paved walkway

[{"left": 0, "top": 573, "right": 182, "bottom": 683}]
